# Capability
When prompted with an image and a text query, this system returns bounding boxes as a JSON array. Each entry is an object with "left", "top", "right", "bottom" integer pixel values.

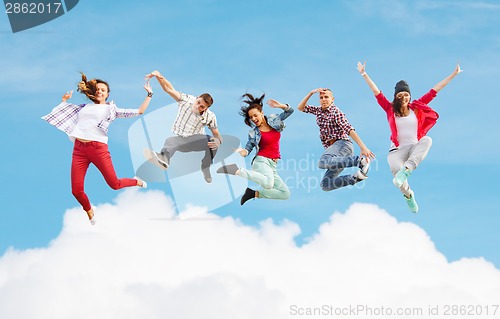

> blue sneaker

[
  {"left": 393, "top": 167, "right": 411, "bottom": 187},
  {"left": 404, "top": 190, "right": 419, "bottom": 213}
]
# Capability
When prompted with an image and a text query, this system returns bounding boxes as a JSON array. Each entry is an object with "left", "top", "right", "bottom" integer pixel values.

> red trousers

[{"left": 71, "top": 140, "right": 137, "bottom": 211}]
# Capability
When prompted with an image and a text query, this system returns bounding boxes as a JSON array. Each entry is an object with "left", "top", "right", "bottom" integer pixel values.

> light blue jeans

[
  {"left": 318, "top": 139, "right": 361, "bottom": 191},
  {"left": 239, "top": 156, "right": 290, "bottom": 200}
]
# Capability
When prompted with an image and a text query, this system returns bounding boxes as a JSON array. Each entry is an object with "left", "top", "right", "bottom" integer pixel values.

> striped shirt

[
  {"left": 172, "top": 92, "right": 217, "bottom": 137},
  {"left": 42, "top": 101, "right": 140, "bottom": 142},
  {"left": 303, "top": 104, "right": 354, "bottom": 149}
]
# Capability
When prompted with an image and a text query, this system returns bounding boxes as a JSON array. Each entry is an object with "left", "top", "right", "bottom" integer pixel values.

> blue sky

[{"left": 1, "top": 0, "right": 499, "bottom": 272}]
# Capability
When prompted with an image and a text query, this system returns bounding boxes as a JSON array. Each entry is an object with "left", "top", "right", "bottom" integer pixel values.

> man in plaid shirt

[
  {"left": 143, "top": 70, "right": 223, "bottom": 183},
  {"left": 298, "top": 88, "right": 375, "bottom": 191}
]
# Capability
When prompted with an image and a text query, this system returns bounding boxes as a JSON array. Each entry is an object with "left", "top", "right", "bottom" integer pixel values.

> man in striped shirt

[
  {"left": 144, "top": 70, "right": 222, "bottom": 183},
  {"left": 298, "top": 88, "right": 375, "bottom": 191}
]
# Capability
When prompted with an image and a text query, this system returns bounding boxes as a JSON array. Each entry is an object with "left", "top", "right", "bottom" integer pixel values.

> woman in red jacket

[{"left": 356, "top": 62, "right": 462, "bottom": 213}]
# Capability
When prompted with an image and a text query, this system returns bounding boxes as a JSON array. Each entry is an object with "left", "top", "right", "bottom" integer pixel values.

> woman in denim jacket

[{"left": 217, "top": 93, "right": 294, "bottom": 205}]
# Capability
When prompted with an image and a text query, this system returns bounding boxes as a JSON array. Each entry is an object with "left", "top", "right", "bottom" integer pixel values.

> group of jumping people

[{"left": 42, "top": 62, "right": 462, "bottom": 224}]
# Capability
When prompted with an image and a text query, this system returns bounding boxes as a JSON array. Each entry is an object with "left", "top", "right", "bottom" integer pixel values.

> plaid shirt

[
  {"left": 303, "top": 103, "right": 354, "bottom": 148},
  {"left": 42, "top": 101, "right": 140, "bottom": 139},
  {"left": 172, "top": 92, "right": 217, "bottom": 137}
]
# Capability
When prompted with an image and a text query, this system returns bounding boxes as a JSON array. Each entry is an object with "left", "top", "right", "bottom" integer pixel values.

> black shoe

[
  {"left": 216, "top": 164, "right": 239, "bottom": 175},
  {"left": 240, "top": 188, "right": 256, "bottom": 205},
  {"left": 201, "top": 166, "right": 212, "bottom": 183}
]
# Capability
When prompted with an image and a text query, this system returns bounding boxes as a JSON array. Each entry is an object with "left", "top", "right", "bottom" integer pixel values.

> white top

[
  {"left": 172, "top": 92, "right": 217, "bottom": 137},
  {"left": 70, "top": 104, "right": 111, "bottom": 144},
  {"left": 394, "top": 109, "right": 418, "bottom": 148}
]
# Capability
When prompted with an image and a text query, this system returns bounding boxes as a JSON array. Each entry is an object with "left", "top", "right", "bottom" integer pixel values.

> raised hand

[
  {"left": 144, "top": 70, "right": 162, "bottom": 81},
  {"left": 357, "top": 61, "right": 366, "bottom": 74},
  {"left": 144, "top": 80, "right": 153, "bottom": 94},
  {"left": 267, "top": 99, "right": 287, "bottom": 109},
  {"left": 311, "top": 88, "right": 328, "bottom": 95},
  {"left": 62, "top": 90, "right": 73, "bottom": 102}
]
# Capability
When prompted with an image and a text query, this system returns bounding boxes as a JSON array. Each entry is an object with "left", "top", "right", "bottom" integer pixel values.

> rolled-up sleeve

[
  {"left": 303, "top": 105, "right": 319, "bottom": 115},
  {"left": 115, "top": 107, "right": 140, "bottom": 118}
]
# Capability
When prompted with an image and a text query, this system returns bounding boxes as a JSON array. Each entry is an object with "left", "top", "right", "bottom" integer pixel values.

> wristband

[
  {"left": 147, "top": 92, "right": 153, "bottom": 97},
  {"left": 361, "top": 72, "right": 367, "bottom": 76}
]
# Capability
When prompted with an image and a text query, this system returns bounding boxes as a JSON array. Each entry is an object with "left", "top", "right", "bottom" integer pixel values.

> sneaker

[
  {"left": 240, "top": 188, "right": 256, "bottom": 205},
  {"left": 359, "top": 157, "right": 370, "bottom": 176},
  {"left": 201, "top": 166, "right": 212, "bottom": 183},
  {"left": 143, "top": 148, "right": 168, "bottom": 170},
  {"left": 353, "top": 170, "right": 368, "bottom": 181},
  {"left": 216, "top": 164, "right": 239, "bottom": 175},
  {"left": 134, "top": 176, "right": 147, "bottom": 188},
  {"left": 404, "top": 190, "right": 419, "bottom": 213},
  {"left": 393, "top": 167, "right": 411, "bottom": 187},
  {"left": 87, "top": 209, "right": 96, "bottom": 225}
]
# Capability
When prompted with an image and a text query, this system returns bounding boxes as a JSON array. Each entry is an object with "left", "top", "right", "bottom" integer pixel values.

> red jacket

[{"left": 375, "top": 89, "right": 439, "bottom": 147}]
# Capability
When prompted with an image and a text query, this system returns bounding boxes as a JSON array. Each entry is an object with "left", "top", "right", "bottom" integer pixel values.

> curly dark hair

[
  {"left": 239, "top": 93, "right": 265, "bottom": 127},
  {"left": 77, "top": 73, "right": 110, "bottom": 103}
]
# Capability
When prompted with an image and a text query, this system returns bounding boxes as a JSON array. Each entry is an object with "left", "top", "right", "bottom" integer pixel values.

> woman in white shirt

[{"left": 43, "top": 73, "right": 153, "bottom": 224}]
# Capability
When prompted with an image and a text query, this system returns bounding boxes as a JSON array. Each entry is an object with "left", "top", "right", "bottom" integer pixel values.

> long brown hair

[
  {"left": 77, "top": 73, "right": 110, "bottom": 103},
  {"left": 239, "top": 93, "right": 265, "bottom": 127},
  {"left": 392, "top": 95, "right": 408, "bottom": 117}
]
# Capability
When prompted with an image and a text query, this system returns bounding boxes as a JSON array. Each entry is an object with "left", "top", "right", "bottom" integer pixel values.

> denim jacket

[{"left": 244, "top": 105, "right": 294, "bottom": 158}]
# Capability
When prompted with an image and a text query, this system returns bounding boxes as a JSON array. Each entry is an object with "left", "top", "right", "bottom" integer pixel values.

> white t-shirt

[
  {"left": 394, "top": 110, "right": 418, "bottom": 148},
  {"left": 70, "top": 104, "right": 110, "bottom": 144}
]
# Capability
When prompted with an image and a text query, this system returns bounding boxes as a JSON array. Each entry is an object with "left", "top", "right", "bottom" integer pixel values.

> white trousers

[{"left": 387, "top": 136, "right": 432, "bottom": 196}]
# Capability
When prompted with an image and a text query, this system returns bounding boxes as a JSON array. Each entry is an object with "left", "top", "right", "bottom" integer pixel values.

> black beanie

[{"left": 394, "top": 80, "right": 410, "bottom": 97}]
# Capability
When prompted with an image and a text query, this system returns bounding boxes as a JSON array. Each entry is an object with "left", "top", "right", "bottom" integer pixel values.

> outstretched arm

[
  {"left": 138, "top": 82, "right": 153, "bottom": 114},
  {"left": 267, "top": 99, "right": 288, "bottom": 110},
  {"left": 267, "top": 99, "right": 294, "bottom": 120},
  {"left": 432, "top": 64, "right": 462, "bottom": 92},
  {"left": 297, "top": 88, "right": 325, "bottom": 112},
  {"left": 145, "top": 70, "right": 181, "bottom": 102},
  {"left": 349, "top": 129, "right": 376, "bottom": 160},
  {"left": 357, "top": 61, "right": 381, "bottom": 96}
]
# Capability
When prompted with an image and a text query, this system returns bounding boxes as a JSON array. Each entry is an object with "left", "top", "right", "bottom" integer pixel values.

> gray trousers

[
  {"left": 387, "top": 136, "right": 432, "bottom": 196},
  {"left": 161, "top": 134, "right": 216, "bottom": 170}
]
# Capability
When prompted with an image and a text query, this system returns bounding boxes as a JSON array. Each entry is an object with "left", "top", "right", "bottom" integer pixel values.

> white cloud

[{"left": 1, "top": 189, "right": 499, "bottom": 319}]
